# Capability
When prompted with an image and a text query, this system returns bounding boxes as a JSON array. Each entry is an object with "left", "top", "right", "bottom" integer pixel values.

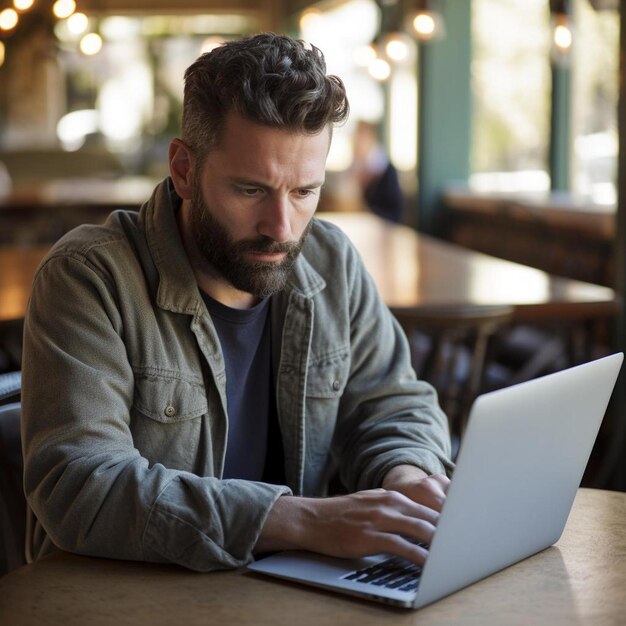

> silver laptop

[{"left": 248, "top": 353, "right": 623, "bottom": 609}]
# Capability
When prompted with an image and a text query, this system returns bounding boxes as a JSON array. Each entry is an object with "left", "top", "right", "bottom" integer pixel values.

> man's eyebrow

[{"left": 230, "top": 177, "right": 325, "bottom": 189}]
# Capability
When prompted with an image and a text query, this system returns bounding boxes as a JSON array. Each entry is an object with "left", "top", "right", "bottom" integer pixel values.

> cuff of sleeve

[{"left": 143, "top": 475, "right": 292, "bottom": 571}]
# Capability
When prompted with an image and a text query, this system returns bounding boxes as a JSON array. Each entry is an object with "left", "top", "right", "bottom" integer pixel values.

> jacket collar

[{"left": 142, "top": 178, "right": 326, "bottom": 315}]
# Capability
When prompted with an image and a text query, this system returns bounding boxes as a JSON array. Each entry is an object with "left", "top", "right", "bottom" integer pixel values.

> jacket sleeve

[
  {"left": 21, "top": 254, "right": 290, "bottom": 571},
  {"left": 333, "top": 243, "right": 454, "bottom": 492}
]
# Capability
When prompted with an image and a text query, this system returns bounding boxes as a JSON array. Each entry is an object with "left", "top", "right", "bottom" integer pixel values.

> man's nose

[{"left": 257, "top": 196, "right": 293, "bottom": 243}]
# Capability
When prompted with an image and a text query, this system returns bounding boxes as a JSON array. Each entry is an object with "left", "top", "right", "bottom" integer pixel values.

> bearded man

[{"left": 21, "top": 33, "right": 452, "bottom": 571}]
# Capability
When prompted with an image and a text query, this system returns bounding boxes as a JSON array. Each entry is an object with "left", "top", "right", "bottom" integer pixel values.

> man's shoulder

[
  {"left": 295, "top": 216, "right": 364, "bottom": 293},
  {"left": 45, "top": 209, "right": 141, "bottom": 264},
  {"left": 306, "top": 216, "right": 357, "bottom": 259}
]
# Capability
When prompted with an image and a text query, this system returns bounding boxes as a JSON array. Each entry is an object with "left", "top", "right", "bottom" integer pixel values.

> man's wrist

[
  {"left": 254, "top": 495, "right": 313, "bottom": 554},
  {"left": 381, "top": 464, "right": 429, "bottom": 490}
]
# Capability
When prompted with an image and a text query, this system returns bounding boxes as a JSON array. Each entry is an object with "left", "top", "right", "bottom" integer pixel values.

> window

[
  {"left": 571, "top": 0, "right": 619, "bottom": 205},
  {"left": 471, "top": 0, "right": 551, "bottom": 193}
]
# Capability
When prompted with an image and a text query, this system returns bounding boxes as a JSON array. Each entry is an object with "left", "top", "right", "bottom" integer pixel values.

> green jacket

[{"left": 22, "top": 178, "right": 452, "bottom": 571}]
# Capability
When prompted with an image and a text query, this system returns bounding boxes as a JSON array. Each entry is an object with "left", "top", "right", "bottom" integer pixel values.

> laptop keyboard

[{"left": 342, "top": 556, "right": 422, "bottom": 593}]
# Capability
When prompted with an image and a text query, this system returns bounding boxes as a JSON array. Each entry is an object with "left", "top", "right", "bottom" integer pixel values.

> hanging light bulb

[
  {"left": 67, "top": 12, "right": 89, "bottom": 36},
  {"left": 409, "top": 0, "right": 445, "bottom": 42},
  {"left": 383, "top": 32, "right": 411, "bottom": 62},
  {"left": 0, "top": 8, "right": 19, "bottom": 31},
  {"left": 13, "top": 0, "right": 34, "bottom": 11},
  {"left": 0, "top": 41, "right": 5, "bottom": 67},
  {"left": 368, "top": 57, "right": 391, "bottom": 81},
  {"left": 53, "top": 0, "right": 76, "bottom": 20},
  {"left": 550, "top": 0, "right": 573, "bottom": 64},
  {"left": 553, "top": 16, "right": 573, "bottom": 52},
  {"left": 80, "top": 32, "right": 103, "bottom": 56}
]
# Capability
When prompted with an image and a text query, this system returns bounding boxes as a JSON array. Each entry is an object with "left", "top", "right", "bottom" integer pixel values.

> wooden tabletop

[
  {"left": 0, "top": 212, "right": 618, "bottom": 324},
  {"left": 320, "top": 212, "right": 618, "bottom": 323},
  {"left": 0, "top": 488, "right": 623, "bottom": 626}
]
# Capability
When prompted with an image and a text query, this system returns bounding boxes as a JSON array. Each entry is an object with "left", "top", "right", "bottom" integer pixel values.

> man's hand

[
  {"left": 255, "top": 466, "right": 449, "bottom": 566},
  {"left": 381, "top": 464, "right": 450, "bottom": 513}
]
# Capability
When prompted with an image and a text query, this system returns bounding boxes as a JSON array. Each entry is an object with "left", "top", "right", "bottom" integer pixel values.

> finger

[
  {"left": 369, "top": 532, "right": 430, "bottom": 567},
  {"left": 377, "top": 513, "right": 437, "bottom": 546}
]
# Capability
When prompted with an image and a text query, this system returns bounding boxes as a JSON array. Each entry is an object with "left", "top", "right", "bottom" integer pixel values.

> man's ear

[{"left": 168, "top": 138, "right": 194, "bottom": 199}]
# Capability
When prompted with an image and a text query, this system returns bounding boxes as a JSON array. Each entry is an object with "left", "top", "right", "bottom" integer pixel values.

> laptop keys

[{"left": 342, "top": 556, "right": 422, "bottom": 591}]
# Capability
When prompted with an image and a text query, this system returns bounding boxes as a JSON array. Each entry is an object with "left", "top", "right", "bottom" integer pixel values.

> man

[
  {"left": 352, "top": 119, "right": 404, "bottom": 223},
  {"left": 21, "top": 33, "right": 452, "bottom": 571}
]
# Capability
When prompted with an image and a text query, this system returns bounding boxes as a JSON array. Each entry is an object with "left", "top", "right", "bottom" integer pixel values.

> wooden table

[
  {"left": 320, "top": 212, "right": 618, "bottom": 324},
  {"left": 0, "top": 488, "right": 623, "bottom": 625}
]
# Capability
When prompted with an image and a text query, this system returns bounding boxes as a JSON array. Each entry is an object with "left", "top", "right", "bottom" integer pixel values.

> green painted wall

[{"left": 416, "top": 0, "right": 472, "bottom": 235}]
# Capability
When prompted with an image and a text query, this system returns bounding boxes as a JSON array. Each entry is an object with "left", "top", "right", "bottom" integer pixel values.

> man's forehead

[{"left": 205, "top": 113, "right": 331, "bottom": 174}]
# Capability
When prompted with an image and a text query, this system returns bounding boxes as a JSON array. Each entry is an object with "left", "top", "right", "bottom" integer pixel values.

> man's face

[{"left": 187, "top": 113, "right": 330, "bottom": 299}]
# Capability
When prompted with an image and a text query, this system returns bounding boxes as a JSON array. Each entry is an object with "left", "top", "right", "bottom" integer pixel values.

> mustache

[{"left": 234, "top": 237, "right": 301, "bottom": 255}]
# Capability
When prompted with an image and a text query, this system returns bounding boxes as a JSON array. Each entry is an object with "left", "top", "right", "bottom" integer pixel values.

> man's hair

[{"left": 182, "top": 32, "right": 349, "bottom": 159}]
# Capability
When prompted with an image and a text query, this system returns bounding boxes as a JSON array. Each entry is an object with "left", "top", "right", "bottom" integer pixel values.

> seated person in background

[
  {"left": 351, "top": 119, "right": 404, "bottom": 223},
  {"left": 21, "top": 33, "right": 452, "bottom": 572}
]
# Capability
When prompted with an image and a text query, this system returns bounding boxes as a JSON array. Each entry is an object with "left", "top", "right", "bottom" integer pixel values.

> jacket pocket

[
  {"left": 133, "top": 369, "right": 208, "bottom": 423},
  {"left": 306, "top": 346, "right": 350, "bottom": 398}
]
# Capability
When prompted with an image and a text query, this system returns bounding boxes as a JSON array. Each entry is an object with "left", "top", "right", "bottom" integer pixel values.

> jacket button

[
  {"left": 164, "top": 405, "right": 176, "bottom": 417},
  {"left": 332, "top": 380, "right": 341, "bottom": 391}
]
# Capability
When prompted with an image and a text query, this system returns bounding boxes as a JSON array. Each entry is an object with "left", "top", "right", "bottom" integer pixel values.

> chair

[
  {"left": 394, "top": 305, "right": 514, "bottom": 449},
  {"left": 0, "top": 370, "right": 21, "bottom": 404},
  {"left": 0, "top": 401, "right": 25, "bottom": 576}
]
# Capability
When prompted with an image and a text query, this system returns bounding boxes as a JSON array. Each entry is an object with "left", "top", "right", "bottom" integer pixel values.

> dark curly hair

[{"left": 182, "top": 32, "right": 349, "bottom": 160}]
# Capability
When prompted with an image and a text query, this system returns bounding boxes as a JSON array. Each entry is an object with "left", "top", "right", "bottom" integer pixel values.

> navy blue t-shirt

[{"left": 201, "top": 292, "right": 284, "bottom": 483}]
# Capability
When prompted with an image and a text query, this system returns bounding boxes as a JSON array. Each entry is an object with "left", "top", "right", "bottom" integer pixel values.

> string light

[
  {"left": 409, "top": 0, "right": 445, "bottom": 42},
  {"left": 80, "top": 32, "right": 102, "bottom": 55},
  {"left": 553, "top": 19, "right": 573, "bottom": 52},
  {"left": 368, "top": 57, "right": 391, "bottom": 81},
  {"left": 550, "top": 0, "right": 573, "bottom": 64},
  {"left": 383, "top": 32, "right": 412, "bottom": 62},
  {"left": 0, "top": 8, "right": 19, "bottom": 31},
  {"left": 67, "top": 12, "right": 89, "bottom": 35},
  {"left": 13, "top": 0, "right": 34, "bottom": 10},
  {"left": 413, "top": 13, "right": 434, "bottom": 36},
  {"left": 0, "top": 41, "right": 5, "bottom": 67},
  {"left": 53, "top": 0, "right": 76, "bottom": 20}
]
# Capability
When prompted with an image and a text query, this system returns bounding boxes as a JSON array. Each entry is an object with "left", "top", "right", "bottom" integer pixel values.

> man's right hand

[{"left": 254, "top": 489, "right": 439, "bottom": 566}]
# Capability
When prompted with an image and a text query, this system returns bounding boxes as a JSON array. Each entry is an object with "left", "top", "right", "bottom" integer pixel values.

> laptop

[{"left": 248, "top": 352, "right": 623, "bottom": 609}]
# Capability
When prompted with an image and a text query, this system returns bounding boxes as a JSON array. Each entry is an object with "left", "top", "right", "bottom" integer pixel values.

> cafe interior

[{"left": 1, "top": 0, "right": 625, "bottom": 579}]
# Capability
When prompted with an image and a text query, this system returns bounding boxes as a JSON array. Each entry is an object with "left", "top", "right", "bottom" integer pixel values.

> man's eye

[
  {"left": 296, "top": 189, "right": 314, "bottom": 197},
  {"left": 240, "top": 187, "right": 260, "bottom": 196}
]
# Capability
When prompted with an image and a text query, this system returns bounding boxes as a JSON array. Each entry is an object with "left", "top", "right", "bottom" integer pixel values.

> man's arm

[
  {"left": 255, "top": 467, "right": 449, "bottom": 566},
  {"left": 22, "top": 251, "right": 290, "bottom": 571},
  {"left": 323, "top": 225, "right": 454, "bottom": 494}
]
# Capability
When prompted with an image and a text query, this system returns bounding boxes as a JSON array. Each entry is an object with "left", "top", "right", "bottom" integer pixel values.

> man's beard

[{"left": 189, "top": 181, "right": 312, "bottom": 299}]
